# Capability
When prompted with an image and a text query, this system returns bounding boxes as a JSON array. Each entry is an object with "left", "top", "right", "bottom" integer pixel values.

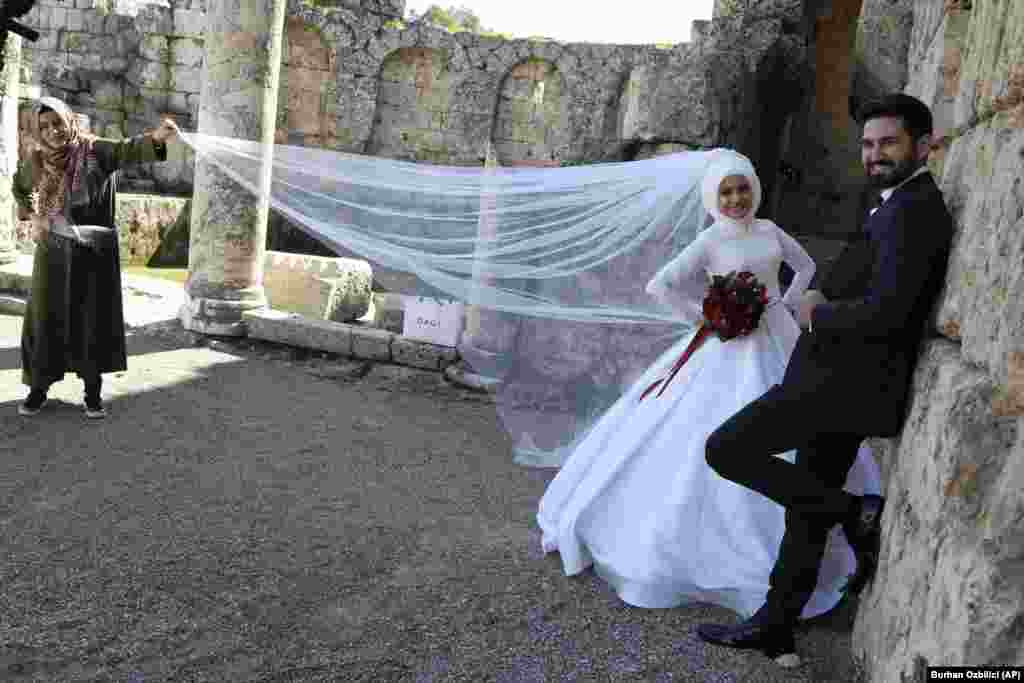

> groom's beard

[{"left": 865, "top": 157, "right": 923, "bottom": 190}]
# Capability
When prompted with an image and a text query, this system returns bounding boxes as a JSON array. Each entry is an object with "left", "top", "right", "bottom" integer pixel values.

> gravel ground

[{"left": 0, "top": 309, "right": 866, "bottom": 683}]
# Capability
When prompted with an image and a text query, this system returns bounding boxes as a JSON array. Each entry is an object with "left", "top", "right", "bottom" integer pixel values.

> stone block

[
  {"left": 135, "top": 87, "right": 171, "bottom": 116},
  {"left": 170, "top": 65, "right": 202, "bottom": 93},
  {"left": 127, "top": 59, "right": 171, "bottom": 89},
  {"left": 168, "top": 91, "right": 189, "bottom": 114},
  {"left": 263, "top": 250, "right": 373, "bottom": 322},
  {"left": 371, "top": 292, "right": 405, "bottom": 333},
  {"left": 65, "top": 8, "right": 85, "bottom": 31},
  {"left": 29, "top": 4, "right": 51, "bottom": 29},
  {"left": 171, "top": 9, "right": 205, "bottom": 38},
  {"left": 92, "top": 80, "right": 124, "bottom": 108},
  {"left": 906, "top": 8, "right": 970, "bottom": 136},
  {"left": 31, "top": 30, "right": 59, "bottom": 51},
  {"left": 243, "top": 308, "right": 354, "bottom": 356},
  {"left": 391, "top": 336, "right": 459, "bottom": 371},
  {"left": 139, "top": 35, "right": 171, "bottom": 63},
  {"left": 169, "top": 37, "right": 204, "bottom": 68},
  {"left": 115, "top": 193, "right": 190, "bottom": 266},
  {"left": 134, "top": 6, "right": 173, "bottom": 34},
  {"left": 955, "top": 0, "right": 1024, "bottom": 130},
  {"left": 67, "top": 52, "right": 104, "bottom": 71},
  {"left": 84, "top": 9, "right": 107, "bottom": 33},
  {"left": 351, "top": 326, "right": 393, "bottom": 362},
  {"left": 59, "top": 31, "right": 90, "bottom": 53},
  {"left": 852, "top": 340, "right": 1024, "bottom": 679},
  {"left": 320, "top": 264, "right": 372, "bottom": 323},
  {"left": 934, "top": 122, "right": 1024, "bottom": 395}
]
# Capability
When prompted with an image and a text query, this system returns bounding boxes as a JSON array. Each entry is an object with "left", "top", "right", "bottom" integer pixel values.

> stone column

[
  {"left": 456, "top": 145, "right": 557, "bottom": 377},
  {"left": 180, "top": 0, "right": 287, "bottom": 335},
  {"left": 459, "top": 141, "right": 507, "bottom": 367},
  {"left": 0, "top": 35, "right": 22, "bottom": 265}
]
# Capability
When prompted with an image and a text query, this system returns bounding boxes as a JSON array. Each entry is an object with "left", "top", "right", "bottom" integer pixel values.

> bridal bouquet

[
  {"left": 703, "top": 270, "right": 770, "bottom": 341},
  {"left": 639, "top": 270, "right": 770, "bottom": 402}
]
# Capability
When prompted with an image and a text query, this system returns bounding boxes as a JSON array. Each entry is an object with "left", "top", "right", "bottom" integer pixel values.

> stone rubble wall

[
  {"left": 115, "top": 192, "right": 190, "bottom": 265},
  {"left": 17, "top": 0, "right": 204, "bottom": 193},
  {"left": 14, "top": 0, "right": 808, "bottom": 185},
  {"left": 852, "top": 0, "right": 1024, "bottom": 679},
  {"left": 15, "top": 0, "right": 726, "bottom": 194},
  {"left": 12, "top": 192, "right": 190, "bottom": 265}
]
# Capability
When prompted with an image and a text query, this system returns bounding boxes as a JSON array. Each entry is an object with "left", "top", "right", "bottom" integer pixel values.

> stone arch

[
  {"left": 366, "top": 47, "right": 456, "bottom": 163},
  {"left": 491, "top": 58, "right": 567, "bottom": 165},
  {"left": 278, "top": 18, "right": 337, "bottom": 148}
]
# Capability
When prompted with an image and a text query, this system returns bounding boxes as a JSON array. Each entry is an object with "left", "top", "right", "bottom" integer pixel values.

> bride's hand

[{"left": 797, "top": 290, "right": 828, "bottom": 328}]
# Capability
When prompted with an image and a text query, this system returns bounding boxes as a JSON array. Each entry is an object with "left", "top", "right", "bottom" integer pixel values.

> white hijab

[{"left": 700, "top": 149, "right": 763, "bottom": 233}]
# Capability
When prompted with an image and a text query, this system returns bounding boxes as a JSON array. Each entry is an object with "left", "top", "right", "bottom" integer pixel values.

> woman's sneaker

[
  {"left": 84, "top": 396, "right": 107, "bottom": 419},
  {"left": 18, "top": 391, "right": 48, "bottom": 416}
]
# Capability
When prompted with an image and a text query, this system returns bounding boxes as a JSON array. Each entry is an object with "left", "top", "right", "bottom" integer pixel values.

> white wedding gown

[{"left": 537, "top": 219, "right": 882, "bottom": 619}]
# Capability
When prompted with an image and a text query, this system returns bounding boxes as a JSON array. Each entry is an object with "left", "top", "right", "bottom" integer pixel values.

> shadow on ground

[{"left": 0, "top": 314, "right": 865, "bottom": 682}]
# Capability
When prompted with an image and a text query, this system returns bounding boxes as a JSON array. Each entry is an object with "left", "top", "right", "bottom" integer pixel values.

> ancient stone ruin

[{"left": 0, "top": 0, "right": 1020, "bottom": 680}]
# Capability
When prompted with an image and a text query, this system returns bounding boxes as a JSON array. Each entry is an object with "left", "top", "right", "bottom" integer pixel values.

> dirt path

[{"left": 0, "top": 312, "right": 864, "bottom": 682}]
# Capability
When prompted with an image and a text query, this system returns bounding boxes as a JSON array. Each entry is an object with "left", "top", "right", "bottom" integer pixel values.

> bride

[{"left": 537, "top": 150, "right": 881, "bottom": 619}]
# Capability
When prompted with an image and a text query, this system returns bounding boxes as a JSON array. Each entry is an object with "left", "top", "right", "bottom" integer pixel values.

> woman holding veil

[
  {"left": 537, "top": 150, "right": 881, "bottom": 620},
  {"left": 14, "top": 96, "right": 178, "bottom": 419}
]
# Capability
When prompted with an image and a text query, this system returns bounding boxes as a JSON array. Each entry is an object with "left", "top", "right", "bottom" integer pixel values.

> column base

[{"left": 179, "top": 290, "right": 267, "bottom": 336}]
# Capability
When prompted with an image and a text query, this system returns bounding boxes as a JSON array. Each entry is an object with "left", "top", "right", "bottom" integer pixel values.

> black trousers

[{"left": 705, "top": 384, "right": 864, "bottom": 625}]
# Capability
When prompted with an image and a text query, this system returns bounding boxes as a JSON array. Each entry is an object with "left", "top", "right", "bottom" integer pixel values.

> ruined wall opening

[
  {"left": 491, "top": 58, "right": 565, "bottom": 165},
  {"left": 268, "top": 17, "right": 340, "bottom": 256},
  {"left": 279, "top": 18, "right": 336, "bottom": 149},
  {"left": 773, "top": 0, "right": 869, "bottom": 253},
  {"left": 366, "top": 47, "right": 456, "bottom": 163}
]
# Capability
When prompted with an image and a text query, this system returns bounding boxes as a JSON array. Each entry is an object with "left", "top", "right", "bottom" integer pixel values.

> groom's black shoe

[
  {"left": 696, "top": 607, "right": 800, "bottom": 668},
  {"left": 842, "top": 494, "right": 886, "bottom": 596}
]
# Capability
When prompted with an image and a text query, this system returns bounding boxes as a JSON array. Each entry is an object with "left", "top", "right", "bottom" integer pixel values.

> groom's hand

[{"left": 798, "top": 290, "right": 828, "bottom": 329}]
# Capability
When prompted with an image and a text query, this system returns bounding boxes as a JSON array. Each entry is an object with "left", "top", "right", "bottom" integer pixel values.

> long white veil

[{"left": 180, "top": 133, "right": 720, "bottom": 466}]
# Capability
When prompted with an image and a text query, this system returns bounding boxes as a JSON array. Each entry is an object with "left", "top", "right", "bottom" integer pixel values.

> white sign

[{"left": 402, "top": 296, "right": 466, "bottom": 347}]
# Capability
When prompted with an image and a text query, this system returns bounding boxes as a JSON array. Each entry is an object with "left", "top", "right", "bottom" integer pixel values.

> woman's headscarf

[
  {"left": 30, "top": 96, "right": 96, "bottom": 217},
  {"left": 700, "top": 149, "right": 762, "bottom": 232}
]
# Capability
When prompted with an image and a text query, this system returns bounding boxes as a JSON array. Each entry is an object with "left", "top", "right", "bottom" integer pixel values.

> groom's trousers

[{"left": 704, "top": 384, "right": 865, "bottom": 625}]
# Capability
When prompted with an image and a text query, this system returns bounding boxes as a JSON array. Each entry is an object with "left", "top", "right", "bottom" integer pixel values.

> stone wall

[
  {"left": 15, "top": 0, "right": 809, "bottom": 179},
  {"left": 851, "top": 0, "right": 1024, "bottom": 679},
  {"left": 17, "top": 0, "right": 204, "bottom": 193}
]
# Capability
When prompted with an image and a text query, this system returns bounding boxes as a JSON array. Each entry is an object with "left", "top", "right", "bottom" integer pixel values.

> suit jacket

[{"left": 780, "top": 171, "right": 953, "bottom": 437}]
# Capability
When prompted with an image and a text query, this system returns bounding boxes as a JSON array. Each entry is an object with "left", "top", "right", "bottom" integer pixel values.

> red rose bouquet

[{"left": 639, "top": 270, "right": 770, "bottom": 402}]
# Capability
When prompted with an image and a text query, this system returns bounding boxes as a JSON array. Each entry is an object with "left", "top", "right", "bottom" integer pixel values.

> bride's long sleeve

[
  {"left": 645, "top": 233, "right": 710, "bottom": 325},
  {"left": 774, "top": 224, "right": 816, "bottom": 307}
]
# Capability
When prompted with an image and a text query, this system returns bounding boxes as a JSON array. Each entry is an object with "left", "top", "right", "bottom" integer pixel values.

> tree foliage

[{"left": 408, "top": 4, "right": 511, "bottom": 39}]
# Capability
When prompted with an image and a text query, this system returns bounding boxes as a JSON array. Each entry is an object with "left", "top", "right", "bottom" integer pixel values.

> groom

[{"left": 696, "top": 93, "right": 953, "bottom": 666}]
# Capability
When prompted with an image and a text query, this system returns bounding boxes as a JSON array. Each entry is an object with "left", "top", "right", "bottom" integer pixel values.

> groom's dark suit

[{"left": 705, "top": 170, "right": 953, "bottom": 624}]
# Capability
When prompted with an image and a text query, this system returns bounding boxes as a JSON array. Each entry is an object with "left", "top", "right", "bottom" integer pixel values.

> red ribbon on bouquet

[{"left": 639, "top": 270, "right": 770, "bottom": 402}]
